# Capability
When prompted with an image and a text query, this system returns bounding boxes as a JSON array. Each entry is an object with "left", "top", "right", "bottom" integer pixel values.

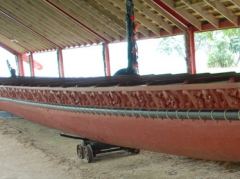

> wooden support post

[
  {"left": 57, "top": 48, "right": 64, "bottom": 78},
  {"left": 17, "top": 54, "right": 24, "bottom": 76},
  {"left": 29, "top": 52, "right": 35, "bottom": 77},
  {"left": 103, "top": 43, "right": 111, "bottom": 76},
  {"left": 185, "top": 27, "right": 196, "bottom": 74}
]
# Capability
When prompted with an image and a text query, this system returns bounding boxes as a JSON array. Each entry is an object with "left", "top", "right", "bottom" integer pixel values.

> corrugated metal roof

[{"left": 0, "top": 0, "right": 239, "bottom": 54}]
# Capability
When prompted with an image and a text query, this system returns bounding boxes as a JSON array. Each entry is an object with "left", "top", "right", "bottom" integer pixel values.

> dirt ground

[{"left": 1, "top": 116, "right": 240, "bottom": 179}]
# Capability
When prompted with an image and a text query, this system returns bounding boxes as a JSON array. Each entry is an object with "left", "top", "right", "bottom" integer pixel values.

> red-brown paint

[{"left": 1, "top": 100, "right": 240, "bottom": 161}]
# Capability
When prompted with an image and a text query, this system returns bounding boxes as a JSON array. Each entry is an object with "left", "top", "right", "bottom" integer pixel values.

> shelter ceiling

[{"left": 0, "top": 0, "right": 239, "bottom": 54}]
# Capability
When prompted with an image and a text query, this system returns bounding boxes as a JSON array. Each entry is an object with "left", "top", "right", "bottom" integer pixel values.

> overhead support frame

[
  {"left": 17, "top": 54, "right": 24, "bottom": 77},
  {"left": 43, "top": 0, "right": 109, "bottom": 43},
  {"left": 0, "top": 7, "right": 60, "bottom": 49},
  {"left": 57, "top": 48, "right": 64, "bottom": 78},
  {"left": 29, "top": 52, "right": 35, "bottom": 77},
  {"left": 0, "top": 43, "right": 25, "bottom": 77},
  {"left": 0, "top": 42, "right": 19, "bottom": 55},
  {"left": 103, "top": 43, "right": 111, "bottom": 77},
  {"left": 185, "top": 27, "right": 196, "bottom": 74}
]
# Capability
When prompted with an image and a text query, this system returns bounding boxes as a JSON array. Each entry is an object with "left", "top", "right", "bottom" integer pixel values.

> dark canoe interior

[{"left": 0, "top": 72, "right": 239, "bottom": 87}]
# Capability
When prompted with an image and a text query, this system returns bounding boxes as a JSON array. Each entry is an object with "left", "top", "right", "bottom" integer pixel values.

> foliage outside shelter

[{"left": 157, "top": 28, "right": 240, "bottom": 69}]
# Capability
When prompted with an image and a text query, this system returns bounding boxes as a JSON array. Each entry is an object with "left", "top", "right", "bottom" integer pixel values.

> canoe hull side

[{"left": 1, "top": 100, "right": 240, "bottom": 161}]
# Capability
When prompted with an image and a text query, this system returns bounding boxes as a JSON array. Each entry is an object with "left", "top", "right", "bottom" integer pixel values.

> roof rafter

[
  {"left": 94, "top": 0, "right": 150, "bottom": 37},
  {"left": 0, "top": 6, "right": 61, "bottom": 49},
  {"left": 229, "top": 0, "right": 240, "bottom": 8},
  {"left": 144, "top": 0, "right": 187, "bottom": 31},
  {"left": 107, "top": 0, "right": 161, "bottom": 36},
  {"left": 0, "top": 0, "right": 238, "bottom": 53},
  {"left": 181, "top": 0, "right": 219, "bottom": 28},
  {"left": 160, "top": 0, "right": 202, "bottom": 30},
  {"left": 134, "top": 0, "right": 173, "bottom": 34},
  {"left": 204, "top": 0, "right": 238, "bottom": 26},
  {"left": 71, "top": 0, "right": 124, "bottom": 40},
  {"left": 50, "top": 0, "right": 116, "bottom": 41},
  {"left": 43, "top": 0, "right": 109, "bottom": 42},
  {"left": 84, "top": 0, "right": 126, "bottom": 32},
  {"left": 0, "top": 33, "right": 28, "bottom": 53},
  {"left": 0, "top": 42, "right": 20, "bottom": 55},
  {"left": 1, "top": 0, "right": 93, "bottom": 46}
]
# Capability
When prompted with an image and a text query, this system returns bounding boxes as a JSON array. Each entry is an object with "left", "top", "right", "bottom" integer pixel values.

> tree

[
  {"left": 207, "top": 40, "right": 234, "bottom": 67},
  {"left": 157, "top": 28, "right": 240, "bottom": 68},
  {"left": 157, "top": 35, "right": 186, "bottom": 58},
  {"left": 230, "top": 37, "right": 240, "bottom": 65},
  {"left": 195, "top": 28, "right": 240, "bottom": 68}
]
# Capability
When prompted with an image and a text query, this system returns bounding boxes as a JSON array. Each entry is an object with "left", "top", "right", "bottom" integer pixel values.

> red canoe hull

[{"left": 1, "top": 100, "right": 240, "bottom": 161}]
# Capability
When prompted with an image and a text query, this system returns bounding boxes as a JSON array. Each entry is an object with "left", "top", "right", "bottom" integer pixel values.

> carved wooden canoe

[{"left": 1, "top": 72, "right": 240, "bottom": 161}]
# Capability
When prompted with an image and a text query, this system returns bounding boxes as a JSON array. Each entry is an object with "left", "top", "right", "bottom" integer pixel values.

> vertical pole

[
  {"left": 126, "top": 0, "right": 138, "bottom": 72},
  {"left": 185, "top": 27, "right": 196, "bottom": 74},
  {"left": 29, "top": 52, "right": 35, "bottom": 77},
  {"left": 57, "top": 48, "right": 64, "bottom": 78},
  {"left": 17, "top": 54, "right": 24, "bottom": 76},
  {"left": 102, "top": 43, "right": 111, "bottom": 76}
]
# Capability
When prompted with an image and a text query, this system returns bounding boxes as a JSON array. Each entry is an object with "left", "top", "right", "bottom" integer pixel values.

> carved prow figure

[
  {"left": 114, "top": 0, "right": 139, "bottom": 77},
  {"left": 6, "top": 60, "right": 16, "bottom": 78}
]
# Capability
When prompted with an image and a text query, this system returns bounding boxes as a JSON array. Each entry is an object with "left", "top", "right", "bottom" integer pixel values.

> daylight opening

[
  {"left": 62, "top": 45, "right": 104, "bottom": 77},
  {"left": 195, "top": 28, "right": 240, "bottom": 73}
]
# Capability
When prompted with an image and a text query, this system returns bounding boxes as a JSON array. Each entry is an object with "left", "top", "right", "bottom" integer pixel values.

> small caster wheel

[
  {"left": 83, "top": 144, "right": 94, "bottom": 163},
  {"left": 128, "top": 149, "right": 140, "bottom": 154},
  {"left": 77, "top": 144, "right": 84, "bottom": 159},
  {"left": 79, "top": 139, "right": 87, "bottom": 146}
]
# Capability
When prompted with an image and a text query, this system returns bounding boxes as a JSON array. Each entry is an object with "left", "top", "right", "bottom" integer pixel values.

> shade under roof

[{"left": 0, "top": 0, "right": 239, "bottom": 54}]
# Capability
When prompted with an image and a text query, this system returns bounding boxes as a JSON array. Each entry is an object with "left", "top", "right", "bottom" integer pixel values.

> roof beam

[
  {"left": 81, "top": 0, "right": 126, "bottom": 32},
  {"left": 107, "top": 0, "right": 161, "bottom": 36},
  {"left": 43, "top": 0, "right": 109, "bottom": 42},
  {"left": 93, "top": 0, "right": 150, "bottom": 37},
  {"left": 48, "top": 0, "right": 115, "bottom": 43},
  {"left": 0, "top": 7, "right": 61, "bottom": 49},
  {"left": 144, "top": 0, "right": 187, "bottom": 31},
  {"left": 204, "top": 0, "right": 238, "bottom": 26},
  {"left": 0, "top": 42, "right": 19, "bottom": 55},
  {"left": 159, "top": 0, "right": 202, "bottom": 30},
  {"left": 70, "top": 0, "right": 123, "bottom": 40},
  {"left": 0, "top": 33, "right": 27, "bottom": 53},
  {"left": 134, "top": 0, "right": 173, "bottom": 34},
  {"left": 89, "top": 0, "right": 127, "bottom": 33},
  {"left": 229, "top": 0, "right": 240, "bottom": 8},
  {"left": 0, "top": 0, "right": 92, "bottom": 46},
  {"left": 181, "top": 0, "right": 219, "bottom": 28}
]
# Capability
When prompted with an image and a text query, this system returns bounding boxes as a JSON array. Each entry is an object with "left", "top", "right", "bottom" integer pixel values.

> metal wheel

[
  {"left": 128, "top": 148, "right": 140, "bottom": 154},
  {"left": 83, "top": 144, "right": 94, "bottom": 163},
  {"left": 77, "top": 144, "right": 84, "bottom": 159}
]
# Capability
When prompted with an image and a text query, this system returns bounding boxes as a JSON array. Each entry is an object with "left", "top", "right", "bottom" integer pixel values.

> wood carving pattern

[{"left": 0, "top": 86, "right": 240, "bottom": 110}]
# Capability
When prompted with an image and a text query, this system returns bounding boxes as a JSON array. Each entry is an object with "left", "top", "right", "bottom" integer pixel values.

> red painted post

[
  {"left": 57, "top": 48, "right": 64, "bottom": 78},
  {"left": 185, "top": 27, "right": 196, "bottom": 74},
  {"left": 103, "top": 43, "right": 111, "bottom": 76},
  {"left": 29, "top": 52, "right": 35, "bottom": 77},
  {"left": 17, "top": 54, "right": 24, "bottom": 76}
]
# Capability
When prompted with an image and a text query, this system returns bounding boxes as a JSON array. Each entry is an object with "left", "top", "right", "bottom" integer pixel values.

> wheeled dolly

[
  {"left": 76, "top": 139, "right": 140, "bottom": 163},
  {"left": 60, "top": 133, "right": 140, "bottom": 163}
]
